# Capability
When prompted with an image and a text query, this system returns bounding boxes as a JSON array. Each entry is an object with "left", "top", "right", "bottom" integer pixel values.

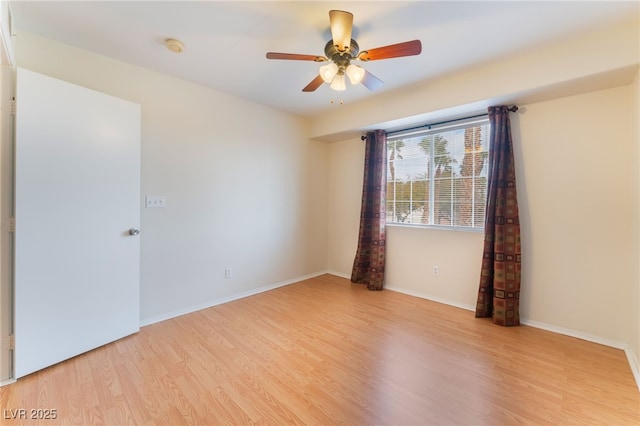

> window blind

[{"left": 386, "top": 119, "right": 490, "bottom": 229}]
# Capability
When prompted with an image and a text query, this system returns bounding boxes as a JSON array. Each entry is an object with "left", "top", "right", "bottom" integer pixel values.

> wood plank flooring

[{"left": 1, "top": 274, "right": 639, "bottom": 425}]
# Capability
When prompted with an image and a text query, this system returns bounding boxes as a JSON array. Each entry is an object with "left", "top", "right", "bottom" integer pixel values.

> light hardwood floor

[{"left": 1, "top": 274, "right": 639, "bottom": 425}]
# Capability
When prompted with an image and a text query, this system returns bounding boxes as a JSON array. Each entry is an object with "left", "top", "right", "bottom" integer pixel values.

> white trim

[
  {"left": 327, "top": 276, "right": 478, "bottom": 314},
  {"left": 384, "top": 284, "right": 476, "bottom": 312},
  {"left": 0, "top": 378, "right": 15, "bottom": 387},
  {"left": 0, "top": 1, "right": 14, "bottom": 67},
  {"left": 386, "top": 223, "right": 484, "bottom": 234},
  {"left": 518, "top": 318, "right": 626, "bottom": 350},
  {"left": 387, "top": 115, "right": 489, "bottom": 139},
  {"left": 326, "top": 270, "right": 350, "bottom": 280},
  {"left": 140, "top": 271, "right": 329, "bottom": 327},
  {"left": 623, "top": 345, "right": 640, "bottom": 392}
]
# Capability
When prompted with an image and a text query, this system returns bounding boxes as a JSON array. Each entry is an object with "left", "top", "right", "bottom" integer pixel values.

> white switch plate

[{"left": 146, "top": 195, "right": 166, "bottom": 208}]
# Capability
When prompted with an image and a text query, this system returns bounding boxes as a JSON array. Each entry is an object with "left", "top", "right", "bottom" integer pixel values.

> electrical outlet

[
  {"left": 432, "top": 265, "right": 439, "bottom": 277},
  {"left": 224, "top": 267, "right": 232, "bottom": 279}
]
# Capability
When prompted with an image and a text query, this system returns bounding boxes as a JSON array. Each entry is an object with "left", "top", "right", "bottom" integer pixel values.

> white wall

[
  {"left": 14, "top": 33, "right": 328, "bottom": 325},
  {"left": 326, "top": 137, "right": 363, "bottom": 277},
  {"left": 516, "top": 87, "right": 633, "bottom": 343}
]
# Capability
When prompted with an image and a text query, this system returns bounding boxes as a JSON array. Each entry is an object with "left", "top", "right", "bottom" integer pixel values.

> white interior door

[{"left": 14, "top": 68, "right": 141, "bottom": 378}]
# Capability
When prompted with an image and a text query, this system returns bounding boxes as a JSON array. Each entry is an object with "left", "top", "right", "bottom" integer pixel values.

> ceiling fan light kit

[
  {"left": 165, "top": 38, "right": 184, "bottom": 53},
  {"left": 330, "top": 74, "right": 346, "bottom": 91},
  {"left": 319, "top": 62, "right": 339, "bottom": 83},
  {"left": 346, "top": 64, "right": 365, "bottom": 85},
  {"left": 266, "top": 10, "right": 422, "bottom": 93}
]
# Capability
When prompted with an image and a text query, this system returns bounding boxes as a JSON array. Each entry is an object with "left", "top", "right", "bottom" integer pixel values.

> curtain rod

[{"left": 360, "top": 105, "right": 518, "bottom": 140}]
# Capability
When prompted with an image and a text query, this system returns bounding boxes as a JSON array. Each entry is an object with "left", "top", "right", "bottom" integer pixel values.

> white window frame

[{"left": 386, "top": 117, "right": 490, "bottom": 231}]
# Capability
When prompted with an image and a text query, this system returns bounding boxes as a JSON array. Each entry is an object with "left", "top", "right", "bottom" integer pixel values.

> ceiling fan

[{"left": 266, "top": 10, "right": 422, "bottom": 92}]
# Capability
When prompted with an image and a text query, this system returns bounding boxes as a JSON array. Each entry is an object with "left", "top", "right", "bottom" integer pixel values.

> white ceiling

[{"left": 8, "top": 1, "right": 639, "bottom": 118}]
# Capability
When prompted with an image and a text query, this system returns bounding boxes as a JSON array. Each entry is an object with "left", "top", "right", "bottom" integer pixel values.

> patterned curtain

[
  {"left": 475, "top": 106, "right": 521, "bottom": 326},
  {"left": 351, "top": 130, "right": 387, "bottom": 291}
]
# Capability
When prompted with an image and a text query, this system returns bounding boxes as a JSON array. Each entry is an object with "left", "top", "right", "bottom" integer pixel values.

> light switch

[{"left": 146, "top": 195, "right": 166, "bottom": 208}]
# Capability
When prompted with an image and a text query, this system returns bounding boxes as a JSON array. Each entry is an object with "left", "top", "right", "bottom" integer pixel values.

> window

[{"left": 386, "top": 118, "right": 490, "bottom": 229}]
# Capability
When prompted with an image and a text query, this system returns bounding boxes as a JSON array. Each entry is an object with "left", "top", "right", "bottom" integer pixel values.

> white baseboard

[
  {"left": 140, "top": 270, "right": 329, "bottom": 327},
  {"left": 519, "top": 318, "right": 626, "bottom": 349},
  {"left": 384, "top": 284, "right": 476, "bottom": 312},
  {"left": 326, "top": 270, "right": 350, "bottom": 280},
  {"left": 0, "top": 378, "right": 16, "bottom": 387},
  {"left": 624, "top": 345, "right": 640, "bottom": 392}
]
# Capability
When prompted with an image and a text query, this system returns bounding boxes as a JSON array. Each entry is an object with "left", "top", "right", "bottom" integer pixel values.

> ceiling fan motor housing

[{"left": 325, "top": 39, "right": 359, "bottom": 68}]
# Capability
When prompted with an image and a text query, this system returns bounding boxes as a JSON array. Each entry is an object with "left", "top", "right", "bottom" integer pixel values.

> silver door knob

[{"left": 128, "top": 228, "right": 140, "bottom": 236}]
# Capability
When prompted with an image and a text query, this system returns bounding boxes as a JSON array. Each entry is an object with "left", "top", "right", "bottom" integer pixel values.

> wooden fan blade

[
  {"left": 266, "top": 52, "right": 327, "bottom": 62},
  {"left": 361, "top": 70, "right": 384, "bottom": 91},
  {"left": 329, "top": 10, "right": 353, "bottom": 52},
  {"left": 357, "top": 40, "right": 422, "bottom": 61},
  {"left": 302, "top": 74, "right": 325, "bottom": 92}
]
